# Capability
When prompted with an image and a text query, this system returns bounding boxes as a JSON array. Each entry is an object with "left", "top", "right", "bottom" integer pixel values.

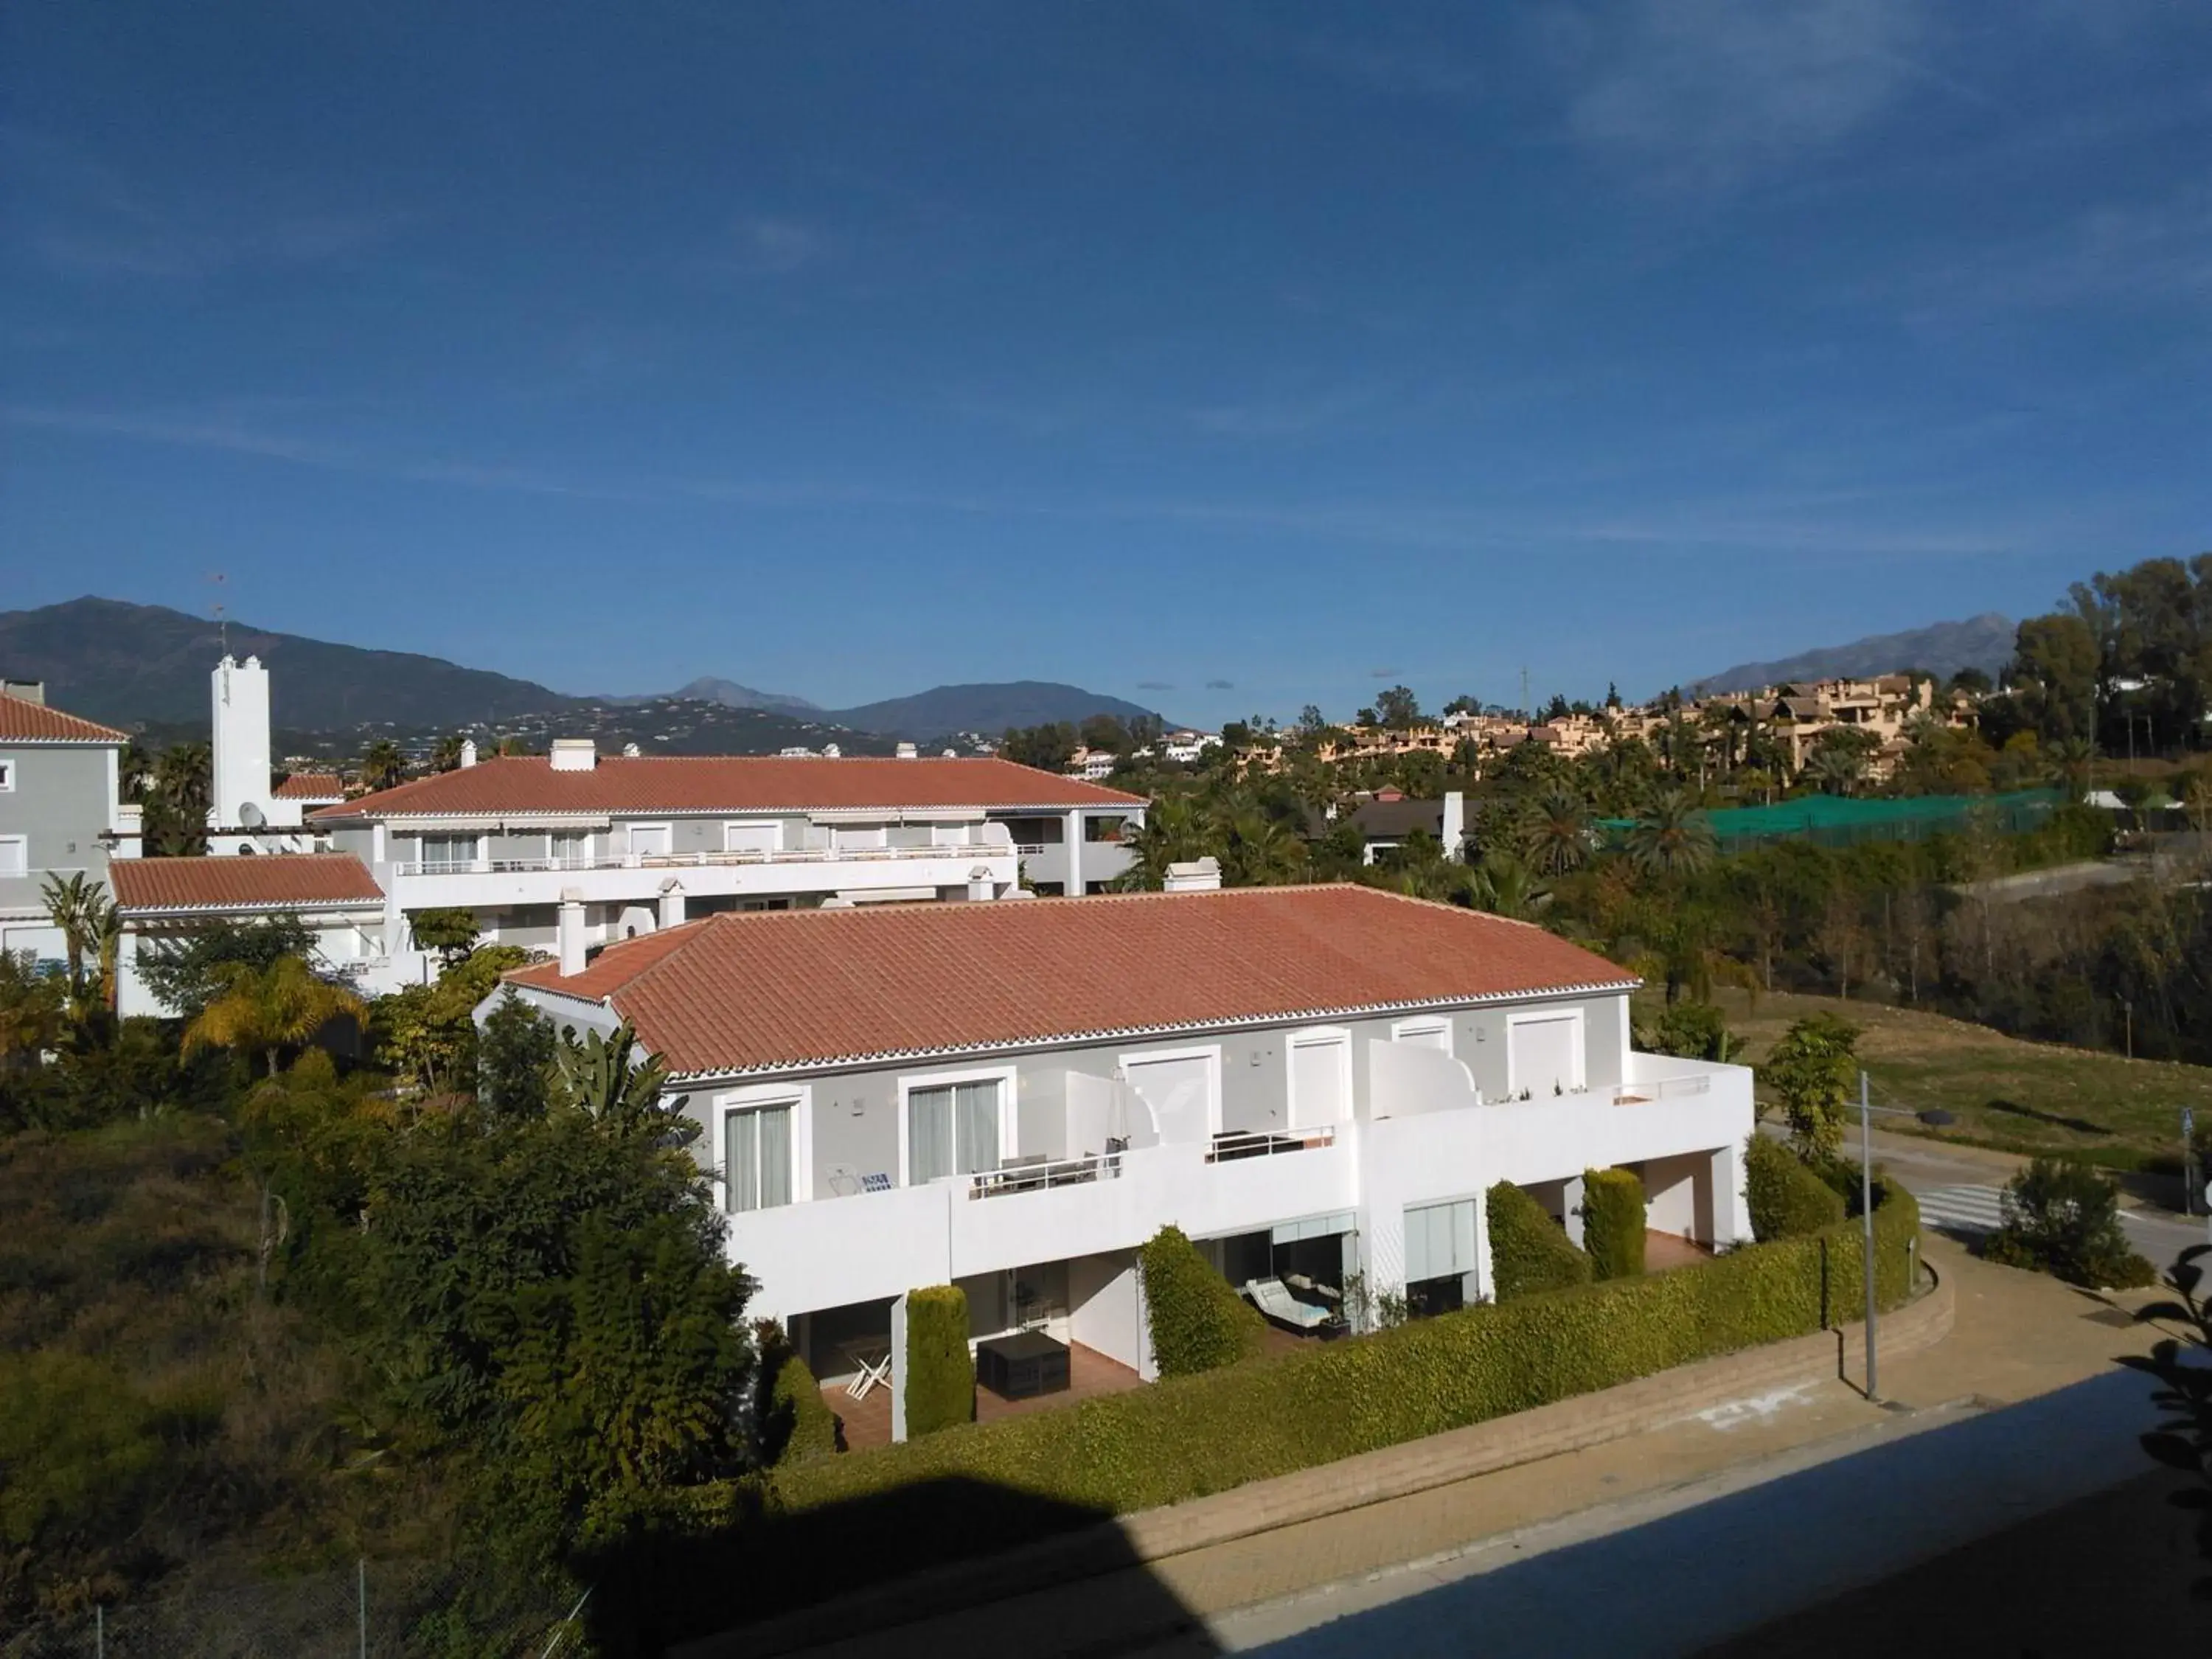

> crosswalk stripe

[{"left": 1913, "top": 1184, "right": 2008, "bottom": 1234}]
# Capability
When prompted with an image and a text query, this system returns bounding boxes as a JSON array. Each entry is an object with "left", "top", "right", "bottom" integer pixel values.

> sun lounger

[{"left": 1243, "top": 1276, "right": 1335, "bottom": 1332}]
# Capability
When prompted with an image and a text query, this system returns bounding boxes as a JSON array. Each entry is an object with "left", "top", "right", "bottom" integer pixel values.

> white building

[
  {"left": 112, "top": 855, "right": 389, "bottom": 1015},
  {"left": 0, "top": 684, "right": 136, "bottom": 963},
  {"left": 495, "top": 884, "right": 1753, "bottom": 1440},
  {"left": 307, "top": 741, "right": 1147, "bottom": 983}
]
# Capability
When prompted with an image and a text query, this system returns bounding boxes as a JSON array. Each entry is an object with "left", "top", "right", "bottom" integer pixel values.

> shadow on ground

[
  {"left": 587, "top": 1475, "right": 1219, "bottom": 1658},
  {"left": 1232, "top": 1370, "right": 2206, "bottom": 1659}
]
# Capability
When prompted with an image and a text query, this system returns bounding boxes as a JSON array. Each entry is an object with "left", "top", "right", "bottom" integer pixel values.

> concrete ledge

[{"left": 679, "top": 1268, "right": 1953, "bottom": 1658}]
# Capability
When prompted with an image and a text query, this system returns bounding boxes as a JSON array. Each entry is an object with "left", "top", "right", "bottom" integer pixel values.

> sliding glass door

[
  {"left": 723, "top": 1102, "right": 794, "bottom": 1213},
  {"left": 908, "top": 1079, "right": 1002, "bottom": 1183}
]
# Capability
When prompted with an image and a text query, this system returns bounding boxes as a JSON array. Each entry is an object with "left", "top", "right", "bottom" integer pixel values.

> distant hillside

[
  {"left": 0, "top": 598, "right": 576, "bottom": 728},
  {"left": 827, "top": 681, "right": 1167, "bottom": 740},
  {"left": 605, "top": 675, "right": 820, "bottom": 715},
  {"left": 1691, "top": 613, "right": 2015, "bottom": 696}
]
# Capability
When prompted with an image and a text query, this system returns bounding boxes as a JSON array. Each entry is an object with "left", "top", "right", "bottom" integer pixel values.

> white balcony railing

[
  {"left": 1613, "top": 1074, "right": 1713, "bottom": 1105},
  {"left": 964, "top": 1152, "right": 1123, "bottom": 1200},
  {"left": 1205, "top": 1126, "right": 1337, "bottom": 1162},
  {"left": 392, "top": 842, "right": 1009, "bottom": 879}
]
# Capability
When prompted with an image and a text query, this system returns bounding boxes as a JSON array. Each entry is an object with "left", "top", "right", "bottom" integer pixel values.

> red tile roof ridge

[{"left": 0, "top": 697, "right": 131, "bottom": 743}]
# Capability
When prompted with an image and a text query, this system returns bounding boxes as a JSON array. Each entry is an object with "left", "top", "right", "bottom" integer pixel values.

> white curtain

[
  {"left": 911, "top": 1080, "right": 1000, "bottom": 1181},
  {"left": 725, "top": 1104, "right": 793, "bottom": 1213}
]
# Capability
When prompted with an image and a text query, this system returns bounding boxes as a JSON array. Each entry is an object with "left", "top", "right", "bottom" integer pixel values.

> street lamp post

[{"left": 1860, "top": 1070, "right": 1878, "bottom": 1403}]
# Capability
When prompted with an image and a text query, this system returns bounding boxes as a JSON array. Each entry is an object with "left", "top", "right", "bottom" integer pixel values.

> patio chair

[{"left": 1243, "top": 1277, "right": 1336, "bottom": 1333}]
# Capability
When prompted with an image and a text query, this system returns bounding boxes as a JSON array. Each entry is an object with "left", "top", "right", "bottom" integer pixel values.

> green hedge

[
  {"left": 903, "top": 1286, "right": 974, "bottom": 1439},
  {"left": 768, "top": 1188, "right": 1921, "bottom": 1556},
  {"left": 1581, "top": 1168, "right": 1646, "bottom": 1280},
  {"left": 1745, "top": 1134, "right": 1847, "bottom": 1242},
  {"left": 1486, "top": 1181, "right": 1592, "bottom": 1301},
  {"left": 1138, "top": 1225, "right": 1265, "bottom": 1377}
]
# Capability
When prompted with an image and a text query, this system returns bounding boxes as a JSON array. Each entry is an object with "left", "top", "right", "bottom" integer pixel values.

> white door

[
  {"left": 1509, "top": 1015, "right": 1581, "bottom": 1098},
  {"left": 832, "top": 824, "right": 888, "bottom": 852},
  {"left": 1287, "top": 1035, "right": 1350, "bottom": 1130},
  {"left": 1122, "top": 1054, "right": 1215, "bottom": 1144},
  {"left": 627, "top": 823, "right": 672, "bottom": 858}
]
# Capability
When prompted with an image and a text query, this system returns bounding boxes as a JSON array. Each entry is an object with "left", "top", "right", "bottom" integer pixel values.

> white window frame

[
  {"left": 1284, "top": 1026, "right": 1353, "bottom": 1130},
  {"left": 1113, "top": 1043, "right": 1223, "bottom": 1138},
  {"left": 0, "top": 834, "right": 24, "bottom": 879},
  {"left": 626, "top": 821, "right": 675, "bottom": 859},
  {"left": 0, "top": 757, "right": 15, "bottom": 793},
  {"left": 723, "top": 820, "right": 784, "bottom": 855},
  {"left": 418, "top": 831, "right": 481, "bottom": 872},
  {"left": 832, "top": 823, "right": 890, "bottom": 852},
  {"left": 1505, "top": 1006, "right": 1587, "bottom": 1096},
  {"left": 1390, "top": 1015, "right": 1453, "bottom": 1054},
  {"left": 896, "top": 1064, "right": 1018, "bottom": 1186},
  {"left": 548, "top": 829, "right": 594, "bottom": 869},
  {"left": 715, "top": 1082, "right": 813, "bottom": 1212}
]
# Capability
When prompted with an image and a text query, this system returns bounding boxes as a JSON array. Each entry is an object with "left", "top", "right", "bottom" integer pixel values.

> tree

[
  {"left": 1762, "top": 1012, "right": 1860, "bottom": 1161},
  {"left": 1517, "top": 789, "right": 1592, "bottom": 877},
  {"left": 2009, "top": 612, "right": 2100, "bottom": 747},
  {"left": 1078, "top": 714, "right": 1131, "bottom": 756},
  {"left": 553, "top": 1023, "right": 681, "bottom": 1142},
  {"left": 0, "top": 950, "right": 65, "bottom": 1068},
  {"left": 182, "top": 955, "right": 366, "bottom": 1077},
  {"left": 41, "top": 872, "right": 116, "bottom": 1012},
  {"left": 1000, "top": 723, "right": 1078, "bottom": 772},
  {"left": 376, "top": 945, "right": 526, "bottom": 1095},
  {"left": 1295, "top": 703, "right": 1327, "bottom": 733},
  {"left": 142, "top": 742, "right": 210, "bottom": 858},
  {"left": 1468, "top": 851, "right": 1549, "bottom": 921},
  {"left": 479, "top": 990, "right": 557, "bottom": 1122},
  {"left": 431, "top": 734, "right": 467, "bottom": 773},
  {"left": 1625, "top": 789, "right": 1717, "bottom": 882},
  {"left": 1119, "top": 796, "right": 1210, "bottom": 889},
  {"left": 1372, "top": 685, "right": 1422, "bottom": 729},
  {"left": 138, "top": 914, "right": 320, "bottom": 1020},
  {"left": 1805, "top": 728, "right": 1877, "bottom": 796},
  {"left": 1985, "top": 1158, "right": 2154, "bottom": 1288},
  {"left": 2120, "top": 1245, "right": 2212, "bottom": 1597},
  {"left": 1217, "top": 808, "right": 1305, "bottom": 888},
  {"left": 410, "top": 907, "right": 481, "bottom": 967},
  {"left": 1948, "top": 667, "right": 1993, "bottom": 695},
  {"left": 358, "top": 740, "right": 407, "bottom": 793}
]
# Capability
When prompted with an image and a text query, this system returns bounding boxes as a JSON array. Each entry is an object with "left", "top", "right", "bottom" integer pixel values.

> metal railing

[
  {"left": 1613, "top": 1074, "right": 1714, "bottom": 1105},
  {"left": 1205, "top": 1126, "right": 1337, "bottom": 1163},
  {"left": 392, "top": 841, "right": 1011, "bottom": 878},
  {"left": 964, "top": 1152, "right": 1123, "bottom": 1199}
]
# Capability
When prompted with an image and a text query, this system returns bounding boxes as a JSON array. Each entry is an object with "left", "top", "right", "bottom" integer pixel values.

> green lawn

[{"left": 1644, "top": 987, "right": 2212, "bottom": 1171}]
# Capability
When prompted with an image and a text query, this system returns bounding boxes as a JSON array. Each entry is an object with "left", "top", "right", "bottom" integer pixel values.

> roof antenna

[{"left": 207, "top": 572, "right": 230, "bottom": 655}]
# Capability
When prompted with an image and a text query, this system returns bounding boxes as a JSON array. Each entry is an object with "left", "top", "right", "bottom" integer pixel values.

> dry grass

[{"left": 1658, "top": 987, "right": 2212, "bottom": 1169}]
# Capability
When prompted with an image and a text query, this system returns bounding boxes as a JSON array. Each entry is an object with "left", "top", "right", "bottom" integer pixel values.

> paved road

[
  {"left": 1201, "top": 1372, "right": 2158, "bottom": 1658},
  {"left": 1914, "top": 1180, "right": 2208, "bottom": 1266}
]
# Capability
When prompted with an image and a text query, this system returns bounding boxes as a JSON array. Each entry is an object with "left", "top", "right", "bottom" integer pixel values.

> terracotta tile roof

[
  {"left": 111, "top": 854, "right": 385, "bottom": 913},
  {"left": 0, "top": 696, "right": 128, "bottom": 744},
  {"left": 313, "top": 755, "right": 1145, "bottom": 821},
  {"left": 509, "top": 885, "right": 1638, "bottom": 1077},
  {"left": 273, "top": 772, "right": 346, "bottom": 800}
]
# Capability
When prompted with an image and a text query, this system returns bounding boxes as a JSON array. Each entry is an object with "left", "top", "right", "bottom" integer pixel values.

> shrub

[
  {"left": 751, "top": 1324, "right": 837, "bottom": 1467},
  {"left": 1634, "top": 1001, "right": 1737, "bottom": 1063},
  {"left": 751, "top": 1188, "right": 1921, "bottom": 1619},
  {"left": 1486, "top": 1181, "right": 1592, "bottom": 1301},
  {"left": 1744, "top": 1134, "right": 1847, "bottom": 1242},
  {"left": 1580, "top": 1168, "right": 1646, "bottom": 1280},
  {"left": 903, "top": 1286, "right": 974, "bottom": 1439},
  {"left": 1984, "top": 1158, "right": 2157, "bottom": 1289},
  {"left": 1763, "top": 1013, "right": 1860, "bottom": 1161},
  {"left": 1139, "top": 1225, "right": 1264, "bottom": 1376}
]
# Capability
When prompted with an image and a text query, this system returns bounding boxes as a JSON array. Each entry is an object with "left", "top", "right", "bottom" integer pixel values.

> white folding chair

[{"left": 842, "top": 1340, "right": 894, "bottom": 1400}]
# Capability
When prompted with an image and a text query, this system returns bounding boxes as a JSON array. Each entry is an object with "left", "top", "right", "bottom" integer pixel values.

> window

[
  {"left": 832, "top": 824, "right": 888, "bottom": 852},
  {"left": 1403, "top": 1198, "right": 1476, "bottom": 1315},
  {"left": 0, "top": 758, "right": 14, "bottom": 792},
  {"left": 419, "top": 833, "right": 479, "bottom": 872},
  {"left": 907, "top": 1077, "right": 1004, "bottom": 1183},
  {"left": 627, "top": 823, "right": 672, "bottom": 858},
  {"left": 723, "top": 1101, "right": 795, "bottom": 1214},
  {"left": 0, "top": 835, "right": 24, "bottom": 879},
  {"left": 549, "top": 830, "right": 592, "bottom": 869},
  {"left": 724, "top": 821, "right": 782, "bottom": 855},
  {"left": 1391, "top": 1018, "right": 1452, "bottom": 1053}
]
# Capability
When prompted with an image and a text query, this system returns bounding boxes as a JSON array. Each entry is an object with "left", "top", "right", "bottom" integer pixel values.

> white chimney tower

[{"left": 210, "top": 655, "right": 278, "bottom": 844}]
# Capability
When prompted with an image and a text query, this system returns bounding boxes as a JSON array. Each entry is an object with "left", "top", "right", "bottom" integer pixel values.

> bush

[
  {"left": 1580, "top": 1168, "right": 1646, "bottom": 1280},
  {"left": 751, "top": 1324, "right": 837, "bottom": 1467},
  {"left": 754, "top": 1189, "right": 1921, "bottom": 1613},
  {"left": 1984, "top": 1158, "right": 2157, "bottom": 1289},
  {"left": 1138, "top": 1225, "right": 1264, "bottom": 1376},
  {"left": 1486, "top": 1181, "right": 1592, "bottom": 1301},
  {"left": 903, "top": 1286, "right": 974, "bottom": 1439},
  {"left": 1634, "top": 1001, "right": 1737, "bottom": 1063},
  {"left": 1745, "top": 1134, "right": 1847, "bottom": 1242}
]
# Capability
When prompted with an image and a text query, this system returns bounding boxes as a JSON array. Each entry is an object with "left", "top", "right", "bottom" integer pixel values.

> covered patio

[{"left": 825, "top": 1340, "right": 1144, "bottom": 1451}]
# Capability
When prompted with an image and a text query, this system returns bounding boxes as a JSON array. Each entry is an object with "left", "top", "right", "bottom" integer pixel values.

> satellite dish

[{"left": 239, "top": 801, "right": 265, "bottom": 828}]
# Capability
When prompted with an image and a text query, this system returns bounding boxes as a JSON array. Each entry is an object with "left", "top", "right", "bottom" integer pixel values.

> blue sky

[{"left": 3, "top": 3, "right": 2207, "bottom": 727}]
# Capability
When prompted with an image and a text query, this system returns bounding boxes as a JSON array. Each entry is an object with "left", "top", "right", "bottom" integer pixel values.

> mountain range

[
  {"left": 1689, "top": 613, "right": 2017, "bottom": 696},
  {"left": 0, "top": 598, "right": 1164, "bottom": 742}
]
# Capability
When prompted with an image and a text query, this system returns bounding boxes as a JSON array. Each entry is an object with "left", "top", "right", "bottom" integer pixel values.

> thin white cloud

[
  {"left": 1551, "top": 0, "right": 1939, "bottom": 189},
  {"left": 725, "top": 217, "right": 829, "bottom": 275}
]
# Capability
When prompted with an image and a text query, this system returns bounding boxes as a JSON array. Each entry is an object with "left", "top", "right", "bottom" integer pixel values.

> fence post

[
  {"left": 96, "top": 1604, "right": 104, "bottom": 1659},
  {"left": 358, "top": 1557, "right": 367, "bottom": 1659}
]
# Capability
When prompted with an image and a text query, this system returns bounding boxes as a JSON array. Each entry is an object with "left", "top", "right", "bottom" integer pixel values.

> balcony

[{"left": 391, "top": 841, "right": 1003, "bottom": 878}]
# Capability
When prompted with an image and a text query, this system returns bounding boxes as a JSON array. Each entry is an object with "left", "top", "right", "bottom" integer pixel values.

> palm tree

[
  {"left": 1119, "top": 796, "right": 1209, "bottom": 889},
  {"left": 1804, "top": 745, "right": 1866, "bottom": 797},
  {"left": 41, "top": 872, "right": 116, "bottom": 1009},
  {"left": 1517, "top": 789, "right": 1593, "bottom": 877},
  {"left": 183, "top": 956, "right": 366, "bottom": 1077},
  {"left": 358, "top": 740, "right": 407, "bottom": 793},
  {"left": 1468, "top": 851, "right": 1551, "bottom": 921},
  {"left": 1219, "top": 809, "right": 1305, "bottom": 888},
  {"left": 430, "top": 734, "right": 467, "bottom": 774},
  {"left": 2050, "top": 735, "right": 2096, "bottom": 799},
  {"left": 1625, "top": 789, "right": 1717, "bottom": 882}
]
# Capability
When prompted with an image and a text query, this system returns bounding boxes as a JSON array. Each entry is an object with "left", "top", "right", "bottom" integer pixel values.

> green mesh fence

[{"left": 1599, "top": 788, "right": 2062, "bottom": 852}]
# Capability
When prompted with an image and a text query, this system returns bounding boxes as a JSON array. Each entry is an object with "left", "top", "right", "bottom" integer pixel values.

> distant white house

[
  {"left": 493, "top": 885, "right": 1754, "bottom": 1440},
  {"left": 0, "top": 684, "right": 136, "bottom": 964}
]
